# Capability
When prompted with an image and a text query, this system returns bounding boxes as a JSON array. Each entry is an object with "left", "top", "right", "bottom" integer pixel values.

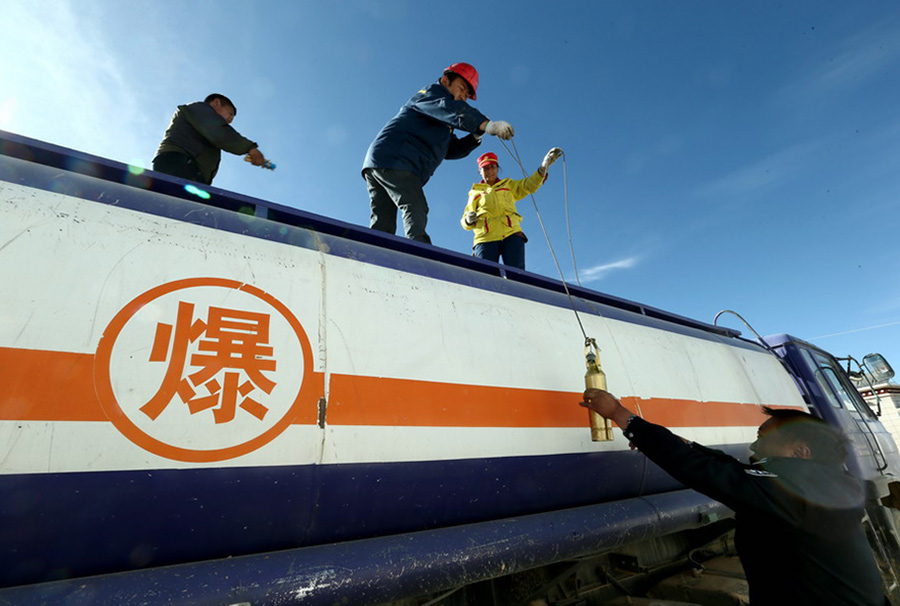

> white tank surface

[{"left": 7, "top": 132, "right": 889, "bottom": 606}]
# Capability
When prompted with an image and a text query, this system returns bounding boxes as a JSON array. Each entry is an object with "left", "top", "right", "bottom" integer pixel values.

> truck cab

[{"left": 767, "top": 334, "right": 900, "bottom": 496}]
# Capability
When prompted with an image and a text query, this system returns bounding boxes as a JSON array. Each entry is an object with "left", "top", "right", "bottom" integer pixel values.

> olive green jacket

[{"left": 155, "top": 101, "right": 257, "bottom": 184}]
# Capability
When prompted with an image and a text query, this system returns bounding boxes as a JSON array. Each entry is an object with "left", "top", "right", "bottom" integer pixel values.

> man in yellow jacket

[{"left": 461, "top": 148, "right": 562, "bottom": 269}]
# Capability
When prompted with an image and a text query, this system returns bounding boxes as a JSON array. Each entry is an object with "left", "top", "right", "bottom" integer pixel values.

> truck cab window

[{"left": 800, "top": 348, "right": 875, "bottom": 418}]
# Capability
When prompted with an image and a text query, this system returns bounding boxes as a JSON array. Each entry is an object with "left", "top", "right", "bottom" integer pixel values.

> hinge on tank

[{"left": 317, "top": 397, "right": 327, "bottom": 428}]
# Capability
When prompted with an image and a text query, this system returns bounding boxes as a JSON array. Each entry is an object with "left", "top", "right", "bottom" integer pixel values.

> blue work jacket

[{"left": 362, "top": 82, "right": 488, "bottom": 185}]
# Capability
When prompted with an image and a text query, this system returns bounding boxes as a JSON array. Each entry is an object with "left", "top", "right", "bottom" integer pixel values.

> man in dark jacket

[
  {"left": 153, "top": 93, "right": 269, "bottom": 185},
  {"left": 362, "top": 62, "right": 514, "bottom": 244},
  {"left": 580, "top": 388, "right": 887, "bottom": 606}
]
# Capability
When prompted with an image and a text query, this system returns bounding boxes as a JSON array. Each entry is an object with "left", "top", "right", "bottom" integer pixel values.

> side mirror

[{"left": 863, "top": 353, "right": 895, "bottom": 384}]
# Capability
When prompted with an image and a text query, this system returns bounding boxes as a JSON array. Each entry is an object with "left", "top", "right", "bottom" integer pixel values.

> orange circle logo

[{"left": 94, "top": 278, "right": 314, "bottom": 462}]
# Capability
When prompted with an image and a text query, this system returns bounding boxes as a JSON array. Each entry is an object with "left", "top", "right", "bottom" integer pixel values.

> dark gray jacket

[
  {"left": 625, "top": 417, "right": 885, "bottom": 606},
  {"left": 155, "top": 101, "right": 257, "bottom": 184}
]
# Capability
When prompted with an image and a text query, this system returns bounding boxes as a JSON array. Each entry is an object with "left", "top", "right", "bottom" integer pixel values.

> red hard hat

[
  {"left": 444, "top": 62, "right": 479, "bottom": 100},
  {"left": 477, "top": 152, "right": 498, "bottom": 168}
]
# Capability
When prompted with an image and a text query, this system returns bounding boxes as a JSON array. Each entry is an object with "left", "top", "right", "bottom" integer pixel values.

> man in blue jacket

[
  {"left": 580, "top": 388, "right": 887, "bottom": 606},
  {"left": 362, "top": 63, "right": 514, "bottom": 244}
]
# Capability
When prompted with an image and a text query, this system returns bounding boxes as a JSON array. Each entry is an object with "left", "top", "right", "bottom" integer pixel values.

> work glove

[
  {"left": 540, "top": 147, "right": 563, "bottom": 173},
  {"left": 465, "top": 211, "right": 478, "bottom": 226},
  {"left": 484, "top": 120, "right": 515, "bottom": 140}
]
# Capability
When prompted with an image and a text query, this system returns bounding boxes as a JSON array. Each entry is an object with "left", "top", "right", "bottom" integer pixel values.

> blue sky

[{"left": 2, "top": 0, "right": 899, "bottom": 378}]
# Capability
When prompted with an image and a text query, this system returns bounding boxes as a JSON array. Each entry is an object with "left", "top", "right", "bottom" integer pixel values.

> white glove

[
  {"left": 465, "top": 211, "right": 478, "bottom": 226},
  {"left": 540, "top": 147, "right": 563, "bottom": 172},
  {"left": 484, "top": 120, "right": 515, "bottom": 140}
]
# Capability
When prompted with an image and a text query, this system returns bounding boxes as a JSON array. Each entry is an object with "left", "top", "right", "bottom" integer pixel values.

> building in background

[{"left": 860, "top": 382, "right": 900, "bottom": 440}]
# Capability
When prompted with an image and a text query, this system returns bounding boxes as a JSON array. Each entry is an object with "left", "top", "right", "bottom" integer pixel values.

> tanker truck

[{"left": 1, "top": 130, "right": 899, "bottom": 605}]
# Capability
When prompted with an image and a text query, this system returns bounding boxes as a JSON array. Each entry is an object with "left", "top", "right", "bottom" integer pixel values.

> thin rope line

[
  {"left": 499, "top": 138, "right": 588, "bottom": 340},
  {"left": 562, "top": 155, "right": 582, "bottom": 287}
]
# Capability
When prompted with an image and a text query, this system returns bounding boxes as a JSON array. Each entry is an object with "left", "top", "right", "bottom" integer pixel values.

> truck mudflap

[{"left": 0, "top": 490, "right": 728, "bottom": 606}]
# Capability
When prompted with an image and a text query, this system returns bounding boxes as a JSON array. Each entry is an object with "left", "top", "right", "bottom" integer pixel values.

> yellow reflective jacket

[{"left": 461, "top": 169, "right": 547, "bottom": 245}]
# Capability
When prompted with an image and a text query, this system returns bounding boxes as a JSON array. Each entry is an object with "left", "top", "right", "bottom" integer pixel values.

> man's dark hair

[
  {"left": 442, "top": 71, "right": 474, "bottom": 97},
  {"left": 762, "top": 406, "right": 849, "bottom": 465},
  {"left": 205, "top": 93, "right": 236, "bottom": 115}
]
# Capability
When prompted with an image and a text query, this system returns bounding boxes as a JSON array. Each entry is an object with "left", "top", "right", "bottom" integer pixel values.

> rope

[
  {"left": 562, "top": 155, "right": 582, "bottom": 287},
  {"left": 499, "top": 138, "right": 588, "bottom": 341}
]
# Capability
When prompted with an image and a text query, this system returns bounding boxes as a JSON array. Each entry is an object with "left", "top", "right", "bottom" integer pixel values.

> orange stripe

[
  {"left": 0, "top": 347, "right": 772, "bottom": 428},
  {"left": 0, "top": 347, "right": 320, "bottom": 424},
  {"left": 0, "top": 347, "right": 106, "bottom": 421},
  {"left": 328, "top": 374, "right": 580, "bottom": 427},
  {"left": 328, "top": 375, "right": 771, "bottom": 428},
  {"left": 620, "top": 395, "right": 770, "bottom": 428}
]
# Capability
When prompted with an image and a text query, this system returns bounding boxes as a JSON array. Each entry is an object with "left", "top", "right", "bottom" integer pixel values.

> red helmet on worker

[
  {"left": 477, "top": 152, "right": 498, "bottom": 168},
  {"left": 444, "top": 62, "right": 479, "bottom": 100}
]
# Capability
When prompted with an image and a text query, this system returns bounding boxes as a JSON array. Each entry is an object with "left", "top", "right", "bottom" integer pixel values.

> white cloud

[
  {"left": 693, "top": 139, "right": 823, "bottom": 200},
  {"left": 0, "top": 1, "right": 208, "bottom": 167},
  {"left": 0, "top": 2, "right": 144, "bottom": 161},
  {"left": 774, "top": 16, "right": 900, "bottom": 103},
  {"left": 0, "top": 98, "right": 16, "bottom": 129},
  {"left": 811, "top": 319, "right": 900, "bottom": 341},
  {"left": 576, "top": 257, "right": 640, "bottom": 283}
]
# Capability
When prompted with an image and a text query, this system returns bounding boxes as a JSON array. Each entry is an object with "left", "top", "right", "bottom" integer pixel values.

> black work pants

[{"left": 152, "top": 152, "right": 207, "bottom": 184}]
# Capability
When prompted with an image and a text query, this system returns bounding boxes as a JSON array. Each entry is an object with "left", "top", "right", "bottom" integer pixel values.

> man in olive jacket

[
  {"left": 153, "top": 93, "right": 268, "bottom": 185},
  {"left": 581, "top": 388, "right": 887, "bottom": 606}
]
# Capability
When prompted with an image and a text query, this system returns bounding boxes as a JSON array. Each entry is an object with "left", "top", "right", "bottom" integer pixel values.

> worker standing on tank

[
  {"left": 362, "top": 62, "right": 515, "bottom": 244},
  {"left": 461, "top": 148, "right": 562, "bottom": 269},
  {"left": 580, "top": 388, "right": 888, "bottom": 606},
  {"left": 153, "top": 93, "right": 269, "bottom": 185}
]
